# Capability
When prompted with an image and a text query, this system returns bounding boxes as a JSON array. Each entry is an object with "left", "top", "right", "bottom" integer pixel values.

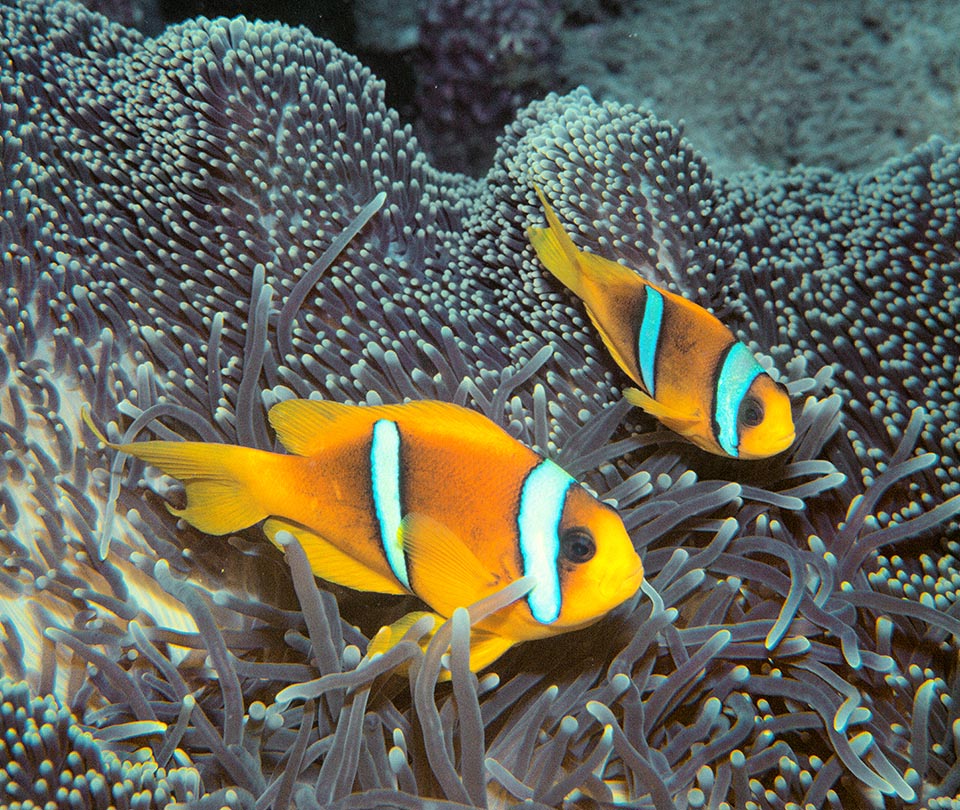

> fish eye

[
  {"left": 560, "top": 527, "right": 596, "bottom": 564},
  {"left": 739, "top": 395, "right": 764, "bottom": 428}
]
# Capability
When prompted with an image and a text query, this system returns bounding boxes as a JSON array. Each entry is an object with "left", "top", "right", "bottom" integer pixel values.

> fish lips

[
  {"left": 741, "top": 428, "right": 796, "bottom": 459},
  {"left": 600, "top": 561, "right": 644, "bottom": 602},
  {"left": 767, "top": 429, "right": 797, "bottom": 455}
]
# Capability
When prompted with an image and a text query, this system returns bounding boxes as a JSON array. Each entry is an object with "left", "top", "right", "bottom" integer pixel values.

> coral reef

[
  {"left": 558, "top": 0, "right": 960, "bottom": 175},
  {"left": 79, "top": 0, "right": 162, "bottom": 34},
  {"left": 74, "top": 0, "right": 960, "bottom": 178},
  {"left": 414, "top": 0, "right": 561, "bottom": 175},
  {"left": 1, "top": 0, "right": 959, "bottom": 808}
]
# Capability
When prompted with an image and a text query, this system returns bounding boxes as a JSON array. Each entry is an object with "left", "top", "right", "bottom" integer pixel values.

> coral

[
  {"left": 414, "top": 0, "right": 562, "bottom": 175},
  {"left": 558, "top": 0, "right": 960, "bottom": 175},
  {"left": 1, "top": 0, "right": 959, "bottom": 808},
  {"left": 78, "top": 0, "right": 162, "bottom": 34},
  {"left": 352, "top": 0, "right": 418, "bottom": 52}
]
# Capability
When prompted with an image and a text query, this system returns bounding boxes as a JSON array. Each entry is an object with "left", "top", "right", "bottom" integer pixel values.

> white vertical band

[
  {"left": 370, "top": 419, "right": 408, "bottom": 588},
  {"left": 637, "top": 286, "right": 664, "bottom": 396},
  {"left": 714, "top": 343, "right": 763, "bottom": 457},
  {"left": 517, "top": 458, "right": 574, "bottom": 624}
]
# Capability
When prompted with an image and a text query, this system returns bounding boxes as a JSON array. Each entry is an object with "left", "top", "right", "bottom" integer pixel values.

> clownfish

[
  {"left": 527, "top": 188, "right": 795, "bottom": 459},
  {"left": 83, "top": 399, "right": 643, "bottom": 673}
]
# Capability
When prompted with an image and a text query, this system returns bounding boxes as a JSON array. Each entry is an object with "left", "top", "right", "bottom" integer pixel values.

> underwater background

[{"left": 2, "top": 0, "right": 960, "bottom": 807}]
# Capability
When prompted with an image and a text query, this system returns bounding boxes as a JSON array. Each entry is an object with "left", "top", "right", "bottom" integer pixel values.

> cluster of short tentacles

[{"left": 1, "top": 1, "right": 959, "bottom": 808}]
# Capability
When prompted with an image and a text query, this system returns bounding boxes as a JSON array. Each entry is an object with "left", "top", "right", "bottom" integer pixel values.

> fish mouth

[
  {"left": 742, "top": 429, "right": 796, "bottom": 458},
  {"left": 601, "top": 562, "right": 644, "bottom": 600},
  {"left": 769, "top": 430, "right": 797, "bottom": 454}
]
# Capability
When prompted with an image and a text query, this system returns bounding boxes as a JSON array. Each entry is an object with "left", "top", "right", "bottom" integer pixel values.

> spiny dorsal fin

[{"left": 268, "top": 398, "right": 518, "bottom": 457}]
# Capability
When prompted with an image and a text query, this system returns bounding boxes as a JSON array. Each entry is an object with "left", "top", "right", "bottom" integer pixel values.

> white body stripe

[
  {"left": 517, "top": 459, "right": 575, "bottom": 624},
  {"left": 637, "top": 286, "right": 663, "bottom": 396},
  {"left": 714, "top": 343, "right": 764, "bottom": 457},
  {"left": 370, "top": 419, "right": 408, "bottom": 588}
]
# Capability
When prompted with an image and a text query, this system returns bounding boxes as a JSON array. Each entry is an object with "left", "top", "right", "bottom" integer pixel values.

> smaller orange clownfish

[
  {"left": 527, "top": 188, "right": 795, "bottom": 460},
  {"left": 83, "top": 399, "right": 643, "bottom": 673}
]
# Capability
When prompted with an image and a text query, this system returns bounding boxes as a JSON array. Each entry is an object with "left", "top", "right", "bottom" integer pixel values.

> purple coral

[{"left": 415, "top": 0, "right": 562, "bottom": 174}]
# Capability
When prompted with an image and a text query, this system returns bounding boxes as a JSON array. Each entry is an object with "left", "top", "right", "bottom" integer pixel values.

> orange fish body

[
  {"left": 527, "top": 188, "right": 795, "bottom": 459},
  {"left": 85, "top": 400, "right": 643, "bottom": 672}
]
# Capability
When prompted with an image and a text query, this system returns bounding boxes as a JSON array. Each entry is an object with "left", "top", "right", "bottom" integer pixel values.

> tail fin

[
  {"left": 526, "top": 185, "right": 587, "bottom": 298},
  {"left": 82, "top": 407, "right": 270, "bottom": 535}
]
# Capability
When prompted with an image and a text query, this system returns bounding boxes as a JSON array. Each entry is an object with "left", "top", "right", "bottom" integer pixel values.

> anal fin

[
  {"left": 465, "top": 628, "right": 516, "bottom": 673},
  {"left": 366, "top": 611, "right": 516, "bottom": 679},
  {"left": 263, "top": 518, "right": 407, "bottom": 595}
]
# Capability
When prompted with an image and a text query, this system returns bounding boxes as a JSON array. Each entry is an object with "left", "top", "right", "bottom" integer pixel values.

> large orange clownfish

[
  {"left": 84, "top": 399, "right": 643, "bottom": 672},
  {"left": 527, "top": 188, "right": 795, "bottom": 460}
]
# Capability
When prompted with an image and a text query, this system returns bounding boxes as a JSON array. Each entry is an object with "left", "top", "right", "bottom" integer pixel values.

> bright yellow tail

[
  {"left": 527, "top": 185, "right": 588, "bottom": 298},
  {"left": 82, "top": 408, "right": 273, "bottom": 535}
]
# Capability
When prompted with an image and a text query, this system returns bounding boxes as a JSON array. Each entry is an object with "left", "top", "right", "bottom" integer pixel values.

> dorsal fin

[
  {"left": 268, "top": 398, "right": 518, "bottom": 457},
  {"left": 267, "top": 399, "right": 356, "bottom": 456}
]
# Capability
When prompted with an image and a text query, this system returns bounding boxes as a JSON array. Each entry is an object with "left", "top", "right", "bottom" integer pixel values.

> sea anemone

[
  {"left": 2, "top": 0, "right": 958, "bottom": 807},
  {"left": 0, "top": 678, "right": 203, "bottom": 808}
]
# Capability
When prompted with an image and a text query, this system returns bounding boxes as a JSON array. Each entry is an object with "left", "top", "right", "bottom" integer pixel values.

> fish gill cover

[{"left": 1, "top": 0, "right": 959, "bottom": 808}]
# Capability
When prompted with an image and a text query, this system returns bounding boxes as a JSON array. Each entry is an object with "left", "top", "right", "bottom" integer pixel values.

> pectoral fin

[
  {"left": 263, "top": 518, "right": 407, "bottom": 595},
  {"left": 400, "top": 513, "right": 501, "bottom": 616},
  {"left": 623, "top": 387, "right": 701, "bottom": 432}
]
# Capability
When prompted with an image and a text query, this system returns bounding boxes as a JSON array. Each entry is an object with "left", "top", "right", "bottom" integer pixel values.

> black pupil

[
  {"left": 740, "top": 396, "right": 763, "bottom": 428},
  {"left": 561, "top": 528, "right": 596, "bottom": 563}
]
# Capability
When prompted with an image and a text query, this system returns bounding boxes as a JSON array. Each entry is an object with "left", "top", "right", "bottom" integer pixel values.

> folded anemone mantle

[{"left": 1, "top": 1, "right": 960, "bottom": 808}]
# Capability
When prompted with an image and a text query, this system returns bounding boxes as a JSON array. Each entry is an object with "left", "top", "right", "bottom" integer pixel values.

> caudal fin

[
  {"left": 82, "top": 408, "right": 271, "bottom": 535},
  {"left": 526, "top": 186, "right": 588, "bottom": 298}
]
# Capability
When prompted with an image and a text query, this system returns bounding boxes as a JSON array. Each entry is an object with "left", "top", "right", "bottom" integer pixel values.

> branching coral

[{"left": 1, "top": 0, "right": 959, "bottom": 808}]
